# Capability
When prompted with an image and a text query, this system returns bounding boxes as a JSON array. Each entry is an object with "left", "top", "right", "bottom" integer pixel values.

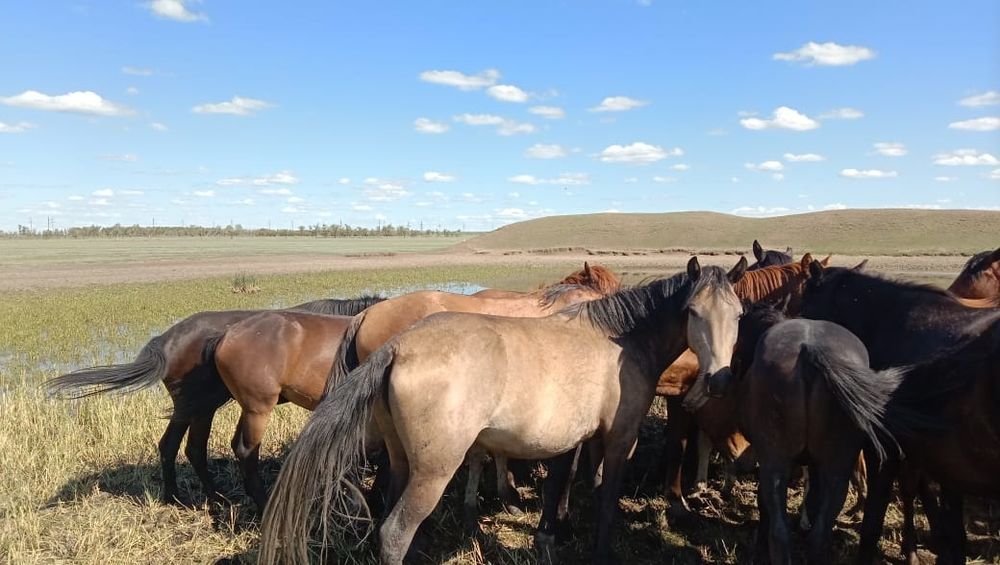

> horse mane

[
  {"left": 960, "top": 249, "right": 998, "bottom": 275},
  {"left": 539, "top": 283, "right": 591, "bottom": 308},
  {"left": 567, "top": 266, "right": 730, "bottom": 337},
  {"left": 558, "top": 264, "right": 621, "bottom": 294},
  {"left": 291, "top": 295, "right": 386, "bottom": 316}
]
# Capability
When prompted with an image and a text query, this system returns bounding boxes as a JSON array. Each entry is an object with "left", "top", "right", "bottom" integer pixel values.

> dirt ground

[{"left": 0, "top": 248, "right": 968, "bottom": 291}]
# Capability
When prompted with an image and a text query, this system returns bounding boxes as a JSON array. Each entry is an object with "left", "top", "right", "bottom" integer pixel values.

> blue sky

[{"left": 1, "top": 0, "right": 998, "bottom": 231}]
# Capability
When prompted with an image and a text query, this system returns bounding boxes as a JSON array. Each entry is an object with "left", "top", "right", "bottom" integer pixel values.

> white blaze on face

[{"left": 682, "top": 285, "right": 742, "bottom": 411}]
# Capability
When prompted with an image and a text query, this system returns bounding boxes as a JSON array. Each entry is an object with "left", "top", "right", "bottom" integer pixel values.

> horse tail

[
  {"left": 46, "top": 335, "right": 169, "bottom": 399},
  {"left": 323, "top": 310, "right": 367, "bottom": 398},
  {"left": 799, "top": 344, "right": 904, "bottom": 463},
  {"left": 259, "top": 343, "right": 395, "bottom": 565}
]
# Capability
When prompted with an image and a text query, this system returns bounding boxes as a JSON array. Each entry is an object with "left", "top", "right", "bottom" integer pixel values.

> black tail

[
  {"left": 799, "top": 344, "right": 904, "bottom": 463},
  {"left": 259, "top": 343, "right": 395, "bottom": 564},
  {"left": 46, "top": 336, "right": 168, "bottom": 399},
  {"left": 323, "top": 310, "right": 366, "bottom": 398}
]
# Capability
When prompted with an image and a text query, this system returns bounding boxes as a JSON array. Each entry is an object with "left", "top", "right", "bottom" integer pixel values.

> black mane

[
  {"left": 566, "top": 266, "right": 731, "bottom": 337},
  {"left": 291, "top": 295, "right": 385, "bottom": 316},
  {"left": 961, "top": 250, "right": 996, "bottom": 275}
]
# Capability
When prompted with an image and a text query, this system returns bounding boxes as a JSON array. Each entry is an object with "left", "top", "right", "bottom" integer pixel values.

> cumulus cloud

[
  {"left": 948, "top": 117, "right": 1000, "bottom": 131},
  {"left": 783, "top": 152, "right": 825, "bottom": 162},
  {"left": 497, "top": 120, "right": 536, "bottom": 136},
  {"left": 1, "top": 90, "right": 135, "bottom": 117},
  {"left": 598, "top": 142, "right": 681, "bottom": 164},
  {"left": 934, "top": 176, "right": 957, "bottom": 182},
  {"left": 959, "top": 91, "right": 1000, "bottom": 108},
  {"left": 873, "top": 142, "right": 907, "bottom": 157},
  {"left": 487, "top": 84, "right": 529, "bottom": 103},
  {"left": 192, "top": 96, "right": 271, "bottom": 116},
  {"left": 652, "top": 176, "right": 677, "bottom": 183},
  {"left": 819, "top": 107, "right": 864, "bottom": 120},
  {"left": 732, "top": 206, "right": 792, "bottom": 216},
  {"left": 0, "top": 121, "right": 36, "bottom": 134},
  {"left": 363, "top": 178, "right": 410, "bottom": 201},
  {"left": 217, "top": 171, "right": 299, "bottom": 186},
  {"left": 824, "top": 203, "right": 848, "bottom": 210},
  {"left": 126, "top": 86, "right": 139, "bottom": 95},
  {"left": 495, "top": 208, "right": 528, "bottom": 219},
  {"left": 507, "top": 173, "right": 590, "bottom": 186},
  {"left": 423, "top": 171, "right": 456, "bottom": 182},
  {"left": 120, "top": 189, "right": 144, "bottom": 195},
  {"left": 147, "top": 0, "right": 207, "bottom": 22},
  {"left": 745, "top": 160, "right": 785, "bottom": 172},
  {"left": 529, "top": 105, "right": 565, "bottom": 119},
  {"left": 419, "top": 69, "right": 500, "bottom": 91},
  {"left": 193, "top": 190, "right": 215, "bottom": 197},
  {"left": 773, "top": 41, "right": 875, "bottom": 66},
  {"left": 259, "top": 188, "right": 293, "bottom": 195},
  {"left": 739, "top": 107, "right": 819, "bottom": 131},
  {"left": 92, "top": 188, "right": 114, "bottom": 197},
  {"left": 989, "top": 169, "right": 1000, "bottom": 180},
  {"left": 840, "top": 168, "right": 898, "bottom": 179},
  {"left": 150, "top": 122, "right": 168, "bottom": 131},
  {"left": 414, "top": 117, "right": 449, "bottom": 134},
  {"left": 524, "top": 143, "right": 567, "bottom": 159},
  {"left": 589, "top": 96, "right": 648, "bottom": 112},
  {"left": 671, "top": 163, "right": 690, "bottom": 171},
  {"left": 453, "top": 113, "right": 534, "bottom": 135},
  {"left": 933, "top": 149, "right": 999, "bottom": 166},
  {"left": 337, "top": 177, "right": 351, "bottom": 185},
  {"left": 122, "top": 66, "right": 154, "bottom": 76}
]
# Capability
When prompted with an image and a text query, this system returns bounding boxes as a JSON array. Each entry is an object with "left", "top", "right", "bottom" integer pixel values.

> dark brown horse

[
  {"left": 948, "top": 247, "right": 1000, "bottom": 301},
  {"left": 45, "top": 296, "right": 384, "bottom": 505},
  {"left": 749, "top": 239, "right": 794, "bottom": 271}
]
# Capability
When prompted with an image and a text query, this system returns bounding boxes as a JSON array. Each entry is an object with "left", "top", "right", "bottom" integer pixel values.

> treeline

[{"left": 3, "top": 223, "right": 465, "bottom": 239}]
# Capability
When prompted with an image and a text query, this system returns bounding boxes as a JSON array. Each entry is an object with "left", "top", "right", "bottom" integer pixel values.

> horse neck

[{"left": 736, "top": 266, "right": 802, "bottom": 303}]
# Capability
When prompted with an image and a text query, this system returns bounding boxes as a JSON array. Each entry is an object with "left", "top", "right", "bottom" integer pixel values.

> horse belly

[{"left": 476, "top": 422, "right": 597, "bottom": 460}]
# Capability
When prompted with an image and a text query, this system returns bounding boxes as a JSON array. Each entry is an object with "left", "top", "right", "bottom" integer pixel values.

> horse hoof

[{"left": 534, "top": 532, "right": 557, "bottom": 562}]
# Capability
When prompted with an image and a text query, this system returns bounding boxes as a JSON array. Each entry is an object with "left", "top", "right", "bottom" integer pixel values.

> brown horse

[
  {"left": 45, "top": 297, "right": 384, "bottom": 505},
  {"left": 259, "top": 258, "right": 746, "bottom": 564},
  {"left": 473, "top": 261, "right": 620, "bottom": 299},
  {"left": 948, "top": 247, "right": 1000, "bottom": 301}
]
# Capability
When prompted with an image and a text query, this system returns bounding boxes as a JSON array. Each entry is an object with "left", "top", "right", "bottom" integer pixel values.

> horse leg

[
  {"left": 798, "top": 466, "right": 814, "bottom": 531},
  {"left": 938, "top": 488, "right": 966, "bottom": 565},
  {"left": 535, "top": 448, "right": 579, "bottom": 557},
  {"left": 158, "top": 418, "right": 189, "bottom": 504},
  {"left": 694, "top": 429, "right": 712, "bottom": 492},
  {"left": 855, "top": 452, "right": 897, "bottom": 564},
  {"left": 378, "top": 469, "right": 457, "bottom": 565},
  {"left": 594, "top": 444, "right": 630, "bottom": 565},
  {"left": 899, "top": 466, "right": 922, "bottom": 565},
  {"left": 184, "top": 411, "right": 222, "bottom": 503},
  {"left": 494, "top": 454, "right": 523, "bottom": 515},
  {"left": 463, "top": 448, "right": 485, "bottom": 533},
  {"left": 230, "top": 408, "right": 271, "bottom": 514},
  {"left": 845, "top": 454, "right": 867, "bottom": 518},
  {"left": 553, "top": 443, "right": 583, "bottom": 543},
  {"left": 758, "top": 461, "right": 792, "bottom": 565},
  {"left": 806, "top": 468, "right": 851, "bottom": 565},
  {"left": 662, "top": 397, "right": 692, "bottom": 513}
]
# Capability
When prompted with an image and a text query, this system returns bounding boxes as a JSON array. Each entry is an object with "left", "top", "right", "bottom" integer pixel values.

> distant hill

[{"left": 457, "top": 209, "right": 1000, "bottom": 256}]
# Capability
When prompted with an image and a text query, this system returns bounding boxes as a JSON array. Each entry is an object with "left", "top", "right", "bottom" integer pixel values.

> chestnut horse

[
  {"left": 259, "top": 258, "right": 746, "bottom": 564},
  {"left": 473, "top": 261, "right": 620, "bottom": 299},
  {"left": 45, "top": 296, "right": 384, "bottom": 505},
  {"left": 948, "top": 247, "right": 1000, "bottom": 302}
]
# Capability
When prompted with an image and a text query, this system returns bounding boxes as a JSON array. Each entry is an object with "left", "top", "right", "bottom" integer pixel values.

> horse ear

[
  {"left": 687, "top": 256, "right": 701, "bottom": 280},
  {"left": 752, "top": 240, "right": 764, "bottom": 262},
  {"left": 852, "top": 259, "right": 869, "bottom": 271},
  {"left": 820, "top": 254, "right": 832, "bottom": 266},
  {"left": 808, "top": 259, "right": 825, "bottom": 281},
  {"left": 583, "top": 261, "right": 592, "bottom": 277},
  {"left": 728, "top": 256, "right": 748, "bottom": 284},
  {"left": 989, "top": 248, "right": 1000, "bottom": 267},
  {"left": 785, "top": 247, "right": 793, "bottom": 255},
  {"left": 799, "top": 253, "right": 813, "bottom": 268}
]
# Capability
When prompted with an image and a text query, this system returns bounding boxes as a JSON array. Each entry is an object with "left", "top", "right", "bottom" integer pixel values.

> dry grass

[{"left": 460, "top": 209, "right": 1000, "bottom": 256}]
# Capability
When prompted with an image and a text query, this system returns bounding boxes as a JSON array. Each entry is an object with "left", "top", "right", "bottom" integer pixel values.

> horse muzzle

[{"left": 706, "top": 367, "right": 733, "bottom": 399}]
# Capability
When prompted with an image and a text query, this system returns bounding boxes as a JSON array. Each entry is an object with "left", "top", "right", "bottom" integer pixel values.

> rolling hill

[{"left": 458, "top": 209, "right": 999, "bottom": 256}]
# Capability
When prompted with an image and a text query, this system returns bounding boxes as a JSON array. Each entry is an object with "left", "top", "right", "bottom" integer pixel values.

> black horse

[
  {"left": 801, "top": 263, "right": 1000, "bottom": 563},
  {"left": 748, "top": 239, "right": 794, "bottom": 271}
]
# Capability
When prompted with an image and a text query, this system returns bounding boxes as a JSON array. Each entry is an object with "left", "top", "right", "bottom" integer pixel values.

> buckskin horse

[
  {"left": 259, "top": 258, "right": 746, "bottom": 565},
  {"left": 801, "top": 262, "right": 1000, "bottom": 564},
  {"left": 45, "top": 296, "right": 384, "bottom": 505}
]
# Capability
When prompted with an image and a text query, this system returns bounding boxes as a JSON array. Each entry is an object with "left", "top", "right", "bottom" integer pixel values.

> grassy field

[
  {"left": 0, "top": 235, "right": 468, "bottom": 267},
  {"left": 461, "top": 209, "right": 1000, "bottom": 256},
  {"left": 1, "top": 250, "right": 996, "bottom": 563}
]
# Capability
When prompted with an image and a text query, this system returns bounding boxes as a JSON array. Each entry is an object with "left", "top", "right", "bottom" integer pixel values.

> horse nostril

[{"left": 707, "top": 369, "right": 733, "bottom": 398}]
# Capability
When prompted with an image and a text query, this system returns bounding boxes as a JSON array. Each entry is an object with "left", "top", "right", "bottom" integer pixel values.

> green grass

[
  {"left": 460, "top": 209, "right": 1000, "bottom": 256},
  {"left": 0, "top": 235, "right": 468, "bottom": 267}
]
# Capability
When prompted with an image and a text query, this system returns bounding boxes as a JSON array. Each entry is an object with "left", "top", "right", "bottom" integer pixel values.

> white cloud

[
  {"left": 524, "top": 143, "right": 567, "bottom": 159},
  {"left": 0, "top": 121, "right": 36, "bottom": 134},
  {"left": 99, "top": 153, "right": 138, "bottom": 162},
  {"left": 258, "top": 188, "right": 293, "bottom": 196},
  {"left": 902, "top": 204, "right": 943, "bottom": 210},
  {"left": 819, "top": 107, "right": 864, "bottom": 120},
  {"left": 352, "top": 204, "right": 373, "bottom": 211},
  {"left": 783, "top": 152, "right": 825, "bottom": 162},
  {"left": 772, "top": 173, "right": 785, "bottom": 181},
  {"left": 746, "top": 160, "right": 785, "bottom": 172},
  {"left": 948, "top": 117, "right": 1000, "bottom": 131},
  {"left": 282, "top": 206, "right": 303, "bottom": 214},
  {"left": 670, "top": 163, "right": 690, "bottom": 171},
  {"left": 933, "top": 149, "right": 999, "bottom": 166},
  {"left": 507, "top": 192, "right": 520, "bottom": 198},
  {"left": 934, "top": 176, "right": 957, "bottom": 182},
  {"left": 363, "top": 178, "right": 410, "bottom": 201},
  {"left": 739, "top": 106, "right": 819, "bottom": 131},
  {"left": 120, "top": 189, "right": 143, "bottom": 195},
  {"left": 68, "top": 195, "right": 84, "bottom": 201},
  {"left": 337, "top": 177, "right": 351, "bottom": 185},
  {"left": 217, "top": 171, "right": 299, "bottom": 186},
  {"left": 419, "top": 69, "right": 500, "bottom": 91},
  {"left": 414, "top": 117, "right": 449, "bottom": 134},
  {"left": 454, "top": 113, "right": 504, "bottom": 126},
  {"left": 731, "top": 206, "right": 792, "bottom": 216},
  {"left": 989, "top": 168, "right": 1000, "bottom": 180},
  {"left": 507, "top": 173, "right": 590, "bottom": 186},
  {"left": 92, "top": 188, "right": 114, "bottom": 197},
  {"left": 423, "top": 171, "right": 456, "bottom": 182},
  {"left": 192, "top": 96, "right": 271, "bottom": 116},
  {"left": 529, "top": 105, "right": 565, "bottom": 119},
  {"left": 122, "top": 66, "right": 154, "bottom": 76},
  {"left": 652, "top": 176, "right": 677, "bottom": 183},
  {"left": 840, "top": 168, "right": 898, "bottom": 179},
  {"left": 624, "top": 177, "right": 639, "bottom": 183},
  {"left": 873, "top": 142, "right": 907, "bottom": 157},
  {"left": 287, "top": 196, "right": 305, "bottom": 203},
  {"left": 234, "top": 198, "right": 255, "bottom": 205},
  {"left": 959, "top": 91, "right": 1000, "bottom": 108},
  {"left": 126, "top": 86, "right": 140, "bottom": 96},
  {"left": 824, "top": 203, "right": 848, "bottom": 210},
  {"left": 589, "top": 96, "right": 648, "bottom": 112},
  {"left": 495, "top": 208, "right": 528, "bottom": 219},
  {"left": 487, "top": 84, "right": 529, "bottom": 103},
  {"left": 1, "top": 90, "right": 135, "bottom": 117},
  {"left": 150, "top": 122, "right": 168, "bottom": 132},
  {"left": 147, "top": 0, "right": 207, "bottom": 22},
  {"left": 773, "top": 41, "right": 876, "bottom": 66},
  {"left": 91, "top": 198, "right": 111, "bottom": 206},
  {"left": 497, "top": 120, "right": 536, "bottom": 136},
  {"left": 598, "top": 142, "right": 681, "bottom": 164},
  {"left": 193, "top": 190, "right": 215, "bottom": 197}
]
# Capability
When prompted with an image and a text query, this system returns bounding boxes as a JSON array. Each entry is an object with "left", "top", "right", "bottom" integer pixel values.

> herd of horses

[{"left": 48, "top": 242, "right": 1000, "bottom": 564}]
